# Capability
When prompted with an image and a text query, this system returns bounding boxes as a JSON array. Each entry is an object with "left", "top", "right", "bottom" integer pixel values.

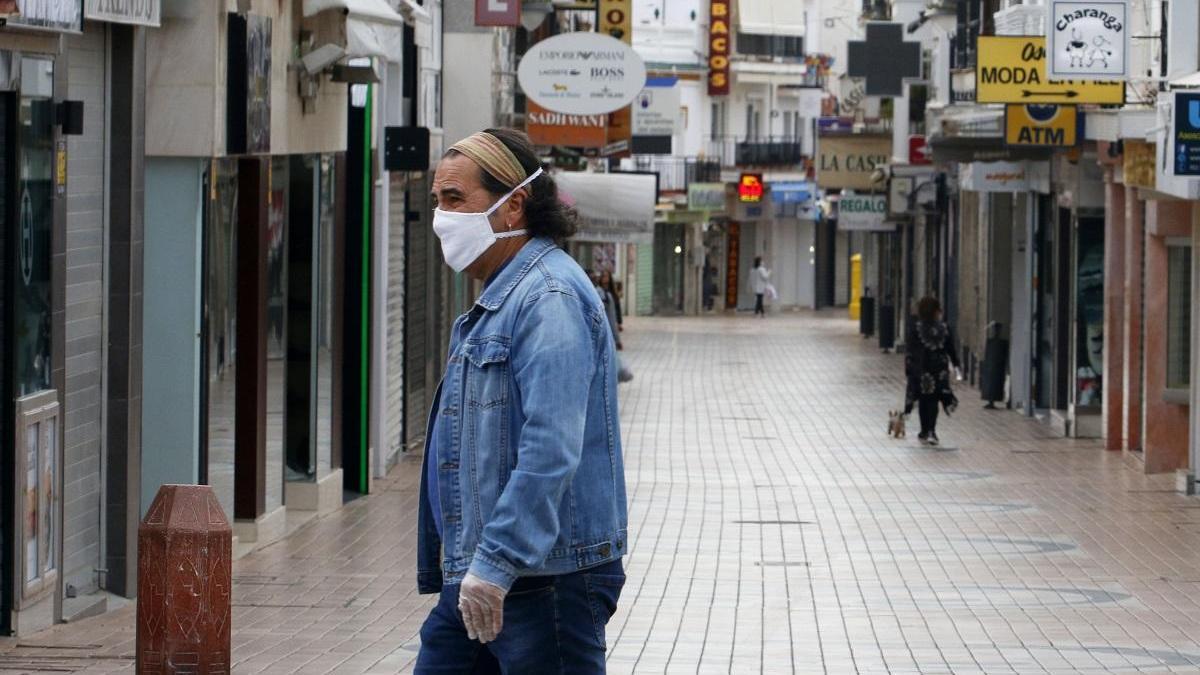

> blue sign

[
  {"left": 770, "top": 181, "right": 814, "bottom": 205},
  {"left": 1174, "top": 91, "right": 1200, "bottom": 176}
]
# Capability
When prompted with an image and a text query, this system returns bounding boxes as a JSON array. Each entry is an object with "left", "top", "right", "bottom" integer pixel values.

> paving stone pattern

[{"left": 5, "top": 314, "right": 1200, "bottom": 674}]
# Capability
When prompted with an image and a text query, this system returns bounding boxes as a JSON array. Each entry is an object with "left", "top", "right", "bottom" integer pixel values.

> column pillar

[
  {"left": 1123, "top": 186, "right": 1144, "bottom": 451},
  {"left": 235, "top": 158, "right": 268, "bottom": 521},
  {"left": 1102, "top": 170, "right": 1125, "bottom": 450}
]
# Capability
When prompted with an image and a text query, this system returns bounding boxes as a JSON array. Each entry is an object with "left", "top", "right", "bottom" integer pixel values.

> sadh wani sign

[
  {"left": 817, "top": 134, "right": 891, "bottom": 191},
  {"left": 85, "top": 0, "right": 160, "bottom": 26},
  {"left": 517, "top": 32, "right": 646, "bottom": 115},
  {"left": 1047, "top": 0, "right": 1129, "bottom": 81},
  {"left": 526, "top": 101, "right": 608, "bottom": 148},
  {"left": 976, "top": 36, "right": 1124, "bottom": 105}
]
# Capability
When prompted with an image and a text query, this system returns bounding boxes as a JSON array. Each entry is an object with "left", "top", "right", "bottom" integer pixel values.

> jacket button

[
  {"left": 616, "top": 540, "right": 623, "bottom": 551},
  {"left": 600, "top": 544, "right": 611, "bottom": 557}
]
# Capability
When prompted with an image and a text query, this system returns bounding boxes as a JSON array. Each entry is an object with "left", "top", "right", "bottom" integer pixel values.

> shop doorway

[{"left": 653, "top": 223, "right": 686, "bottom": 314}]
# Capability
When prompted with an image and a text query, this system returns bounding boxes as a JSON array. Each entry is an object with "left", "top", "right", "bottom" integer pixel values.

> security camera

[{"left": 301, "top": 44, "right": 346, "bottom": 75}]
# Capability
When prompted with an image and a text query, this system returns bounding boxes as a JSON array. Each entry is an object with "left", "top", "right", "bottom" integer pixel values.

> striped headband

[{"left": 449, "top": 131, "right": 529, "bottom": 190}]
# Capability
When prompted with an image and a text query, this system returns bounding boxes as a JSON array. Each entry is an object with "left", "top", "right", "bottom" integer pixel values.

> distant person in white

[{"left": 749, "top": 256, "right": 771, "bottom": 317}]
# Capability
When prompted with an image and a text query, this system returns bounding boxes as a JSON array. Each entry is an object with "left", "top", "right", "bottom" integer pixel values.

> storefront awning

[
  {"left": 555, "top": 171, "right": 657, "bottom": 244},
  {"left": 737, "top": 0, "right": 804, "bottom": 37},
  {"left": 303, "top": 0, "right": 406, "bottom": 61}
]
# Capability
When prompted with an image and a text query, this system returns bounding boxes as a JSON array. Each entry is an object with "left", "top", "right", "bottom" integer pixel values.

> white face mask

[{"left": 433, "top": 168, "right": 544, "bottom": 273}]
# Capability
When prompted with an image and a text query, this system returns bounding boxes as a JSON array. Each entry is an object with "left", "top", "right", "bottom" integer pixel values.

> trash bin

[
  {"left": 980, "top": 323, "right": 1008, "bottom": 405},
  {"left": 878, "top": 304, "right": 895, "bottom": 350},
  {"left": 860, "top": 295, "right": 875, "bottom": 337}
]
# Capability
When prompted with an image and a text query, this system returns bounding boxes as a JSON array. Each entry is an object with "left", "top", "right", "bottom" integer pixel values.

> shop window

[
  {"left": 1166, "top": 243, "right": 1192, "bottom": 394},
  {"left": 14, "top": 57, "right": 55, "bottom": 398}
]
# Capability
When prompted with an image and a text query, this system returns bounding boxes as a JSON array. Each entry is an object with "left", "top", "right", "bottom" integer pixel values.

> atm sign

[{"left": 1005, "top": 104, "right": 1079, "bottom": 147}]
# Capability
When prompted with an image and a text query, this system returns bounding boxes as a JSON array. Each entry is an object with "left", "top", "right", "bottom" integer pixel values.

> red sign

[
  {"left": 909, "top": 135, "right": 931, "bottom": 165},
  {"left": 526, "top": 101, "right": 609, "bottom": 148},
  {"left": 476, "top": 0, "right": 520, "bottom": 27},
  {"left": 708, "top": 0, "right": 730, "bottom": 96},
  {"left": 738, "top": 173, "right": 763, "bottom": 203}
]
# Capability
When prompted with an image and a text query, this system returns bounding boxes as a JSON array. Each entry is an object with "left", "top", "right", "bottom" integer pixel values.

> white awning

[
  {"left": 736, "top": 0, "right": 804, "bottom": 37},
  {"left": 554, "top": 171, "right": 657, "bottom": 244},
  {"left": 303, "top": 0, "right": 405, "bottom": 61}
]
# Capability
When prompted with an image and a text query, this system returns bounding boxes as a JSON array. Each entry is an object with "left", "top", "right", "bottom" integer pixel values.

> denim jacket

[{"left": 417, "top": 238, "right": 628, "bottom": 594}]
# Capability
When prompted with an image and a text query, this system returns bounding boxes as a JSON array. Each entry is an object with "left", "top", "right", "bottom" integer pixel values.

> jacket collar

[{"left": 476, "top": 237, "right": 558, "bottom": 312}]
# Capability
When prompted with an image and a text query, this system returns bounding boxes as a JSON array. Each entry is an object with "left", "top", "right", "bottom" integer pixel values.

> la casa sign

[{"left": 708, "top": 0, "right": 730, "bottom": 96}]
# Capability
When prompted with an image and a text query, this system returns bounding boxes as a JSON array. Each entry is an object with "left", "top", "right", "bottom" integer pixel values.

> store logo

[{"left": 1189, "top": 100, "right": 1200, "bottom": 129}]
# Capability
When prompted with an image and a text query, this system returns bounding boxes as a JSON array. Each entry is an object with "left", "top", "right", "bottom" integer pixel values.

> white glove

[{"left": 458, "top": 573, "right": 506, "bottom": 643}]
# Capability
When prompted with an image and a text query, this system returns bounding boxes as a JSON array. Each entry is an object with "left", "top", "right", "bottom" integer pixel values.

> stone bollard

[{"left": 137, "top": 485, "right": 232, "bottom": 673}]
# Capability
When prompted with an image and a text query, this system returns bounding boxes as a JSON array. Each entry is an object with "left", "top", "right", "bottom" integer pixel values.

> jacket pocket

[{"left": 462, "top": 338, "right": 511, "bottom": 408}]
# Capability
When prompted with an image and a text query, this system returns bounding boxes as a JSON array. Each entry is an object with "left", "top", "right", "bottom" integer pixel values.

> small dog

[{"left": 887, "top": 410, "right": 907, "bottom": 439}]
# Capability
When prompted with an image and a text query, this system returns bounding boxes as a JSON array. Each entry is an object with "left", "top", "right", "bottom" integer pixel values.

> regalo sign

[{"left": 708, "top": 0, "right": 730, "bottom": 96}]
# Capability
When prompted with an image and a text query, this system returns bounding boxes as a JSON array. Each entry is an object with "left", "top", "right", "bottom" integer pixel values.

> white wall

[{"left": 442, "top": 32, "right": 495, "bottom": 145}]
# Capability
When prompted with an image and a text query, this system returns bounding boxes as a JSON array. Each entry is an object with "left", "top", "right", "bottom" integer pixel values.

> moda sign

[
  {"left": 517, "top": 32, "right": 646, "bottom": 115},
  {"left": 1047, "top": 1, "right": 1129, "bottom": 80},
  {"left": 976, "top": 36, "right": 1124, "bottom": 104}
]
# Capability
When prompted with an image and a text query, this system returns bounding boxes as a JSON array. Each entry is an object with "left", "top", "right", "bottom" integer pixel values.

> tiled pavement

[{"left": 6, "top": 313, "right": 1200, "bottom": 673}]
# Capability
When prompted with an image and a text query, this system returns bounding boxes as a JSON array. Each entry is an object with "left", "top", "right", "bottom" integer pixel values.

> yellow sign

[
  {"left": 976, "top": 36, "right": 1124, "bottom": 105},
  {"left": 1005, "top": 104, "right": 1078, "bottom": 147},
  {"left": 599, "top": 0, "right": 632, "bottom": 157},
  {"left": 1123, "top": 140, "right": 1156, "bottom": 190}
]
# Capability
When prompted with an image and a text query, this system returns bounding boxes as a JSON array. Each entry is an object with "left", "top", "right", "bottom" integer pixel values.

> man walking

[{"left": 415, "top": 128, "right": 628, "bottom": 673}]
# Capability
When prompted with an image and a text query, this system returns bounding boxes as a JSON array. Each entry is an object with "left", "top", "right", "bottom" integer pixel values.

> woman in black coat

[{"left": 905, "top": 296, "right": 960, "bottom": 445}]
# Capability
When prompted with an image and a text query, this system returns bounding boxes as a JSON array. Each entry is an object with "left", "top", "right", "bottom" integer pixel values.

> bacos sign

[
  {"left": 708, "top": 0, "right": 730, "bottom": 95},
  {"left": 517, "top": 32, "right": 647, "bottom": 115}
]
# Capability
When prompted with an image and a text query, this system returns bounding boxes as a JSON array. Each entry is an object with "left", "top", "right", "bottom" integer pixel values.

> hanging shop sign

[
  {"left": 816, "top": 134, "right": 891, "bottom": 191},
  {"left": 597, "top": 0, "right": 630, "bottom": 42},
  {"left": 631, "top": 83, "right": 679, "bottom": 155},
  {"left": 517, "top": 31, "right": 647, "bottom": 115},
  {"left": 1123, "top": 139, "right": 1155, "bottom": 189},
  {"left": 707, "top": 0, "right": 730, "bottom": 96},
  {"left": 687, "top": 182, "right": 726, "bottom": 212},
  {"left": 837, "top": 194, "right": 892, "bottom": 231},
  {"left": 1005, "top": 104, "right": 1079, "bottom": 147},
  {"left": 599, "top": 0, "right": 633, "bottom": 158},
  {"left": 908, "top": 135, "right": 931, "bottom": 165},
  {"left": 7, "top": 0, "right": 83, "bottom": 32},
  {"left": 975, "top": 36, "right": 1124, "bottom": 105},
  {"left": 475, "top": 0, "right": 519, "bottom": 27},
  {"left": 1047, "top": 0, "right": 1128, "bottom": 81},
  {"left": 1173, "top": 91, "right": 1200, "bottom": 177},
  {"left": 0, "top": 0, "right": 16, "bottom": 16},
  {"left": 85, "top": 0, "right": 160, "bottom": 26},
  {"left": 555, "top": 170, "right": 657, "bottom": 243},
  {"left": 958, "top": 161, "right": 1051, "bottom": 193},
  {"left": 737, "top": 173, "right": 764, "bottom": 203},
  {"left": 526, "top": 101, "right": 608, "bottom": 148},
  {"left": 846, "top": 22, "right": 922, "bottom": 98}
]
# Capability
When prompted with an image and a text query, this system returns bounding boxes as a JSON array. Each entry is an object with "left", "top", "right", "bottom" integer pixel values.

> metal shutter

[
  {"left": 384, "top": 173, "right": 407, "bottom": 469},
  {"left": 404, "top": 173, "right": 432, "bottom": 451}
]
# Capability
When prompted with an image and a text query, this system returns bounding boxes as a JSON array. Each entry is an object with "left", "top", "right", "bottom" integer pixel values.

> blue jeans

[{"left": 415, "top": 560, "right": 625, "bottom": 674}]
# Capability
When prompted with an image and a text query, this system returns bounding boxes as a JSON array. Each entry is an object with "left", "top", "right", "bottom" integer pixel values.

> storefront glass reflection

[
  {"left": 266, "top": 158, "right": 288, "bottom": 510},
  {"left": 203, "top": 159, "right": 239, "bottom": 520},
  {"left": 14, "top": 58, "right": 54, "bottom": 397}
]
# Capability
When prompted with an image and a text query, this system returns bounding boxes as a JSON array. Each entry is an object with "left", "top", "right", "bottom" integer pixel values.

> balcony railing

[
  {"left": 701, "top": 136, "right": 807, "bottom": 167},
  {"left": 627, "top": 156, "right": 723, "bottom": 192}
]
